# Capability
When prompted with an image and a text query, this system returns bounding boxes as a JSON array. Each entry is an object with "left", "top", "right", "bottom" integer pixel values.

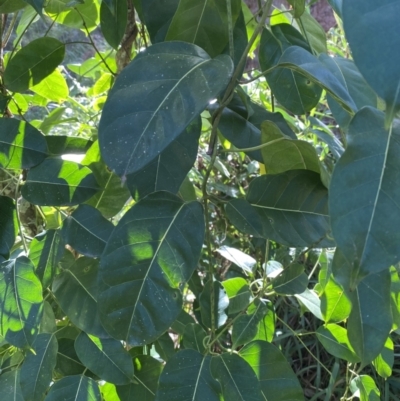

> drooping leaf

[
  {"left": 372, "top": 336, "right": 393, "bottom": 379},
  {"left": 222, "top": 277, "right": 251, "bottom": 315},
  {"left": 75, "top": 332, "right": 134, "bottom": 385},
  {"left": 52, "top": 257, "right": 109, "bottom": 338},
  {"left": 342, "top": 0, "right": 400, "bottom": 125},
  {"left": 0, "top": 196, "right": 18, "bottom": 259},
  {"left": 126, "top": 117, "right": 201, "bottom": 200},
  {"left": 183, "top": 323, "right": 207, "bottom": 354},
  {"left": 98, "top": 41, "right": 233, "bottom": 177},
  {"left": 20, "top": 333, "right": 58, "bottom": 401},
  {"left": 350, "top": 375, "right": 380, "bottom": 401},
  {"left": 347, "top": 270, "right": 392, "bottom": 366},
  {"left": 211, "top": 352, "right": 263, "bottom": 401},
  {"left": 29, "top": 230, "right": 65, "bottom": 288},
  {"left": 0, "top": 370, "right": 24, "bottom": 401},
  {"left": 155, "top": 349, "right": 221, "bottom": 401},
  {"left": 21, "top": 158, "right": 99, "bottom": 206},
  {"left": 44, "top": 375, "right": 101, "bottom": 401},
  {"left": 217, "top": 246, "right": 256, "bottom": 275},
  {"left": 272, "top": 263, "right": 308, "bottom": 295},
  {"left": 240, "top": 340, "right": 304, "bottom": 401},
  {"left": 4, "top": 37, "right": 65, "bottom": 93},
  {"left": 100, "top": 0, "right": 127, "bottom": 49},
  {"left": 98, "top": 191, "right": 205, "bottom": 346},
  {"left": 200, "top": 280, "right": 229, "bottom": 329},
  {"left": 165, "top": 0, "right": 241, "bottom": 58},
  {"left": 61, "top": 205, "right": 114, "bottom": 257},
  {"left": 294, "top": 288, "right": 323, "bottom": 320},
  {"left": 0, "top": 256, "right": 43, "bottom": 348},
  {"left": 330, "top": 107, "right": 400, "bottom": 285},
  {"left": 0, "top": 118, "right": 48, "bottom": 169}
]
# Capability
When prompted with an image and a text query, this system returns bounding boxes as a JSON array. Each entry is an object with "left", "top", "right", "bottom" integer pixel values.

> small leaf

[
  {"left": 222, "top": 277, "right": 251, "bottom": 315},
  {"left": 372, "top": 336, "right": 393, "bottom": 379},
  {"left": 217, "top": 245, "right": 256, "bottom": 275},
  {"left": 200, "top": 280, "right": 229, "bottom": 329},
  {"left": 273, "top": 263, "right": 308, "bottom": 295},
  {"left": 350, "top": 375, "right": 380, "bottom": 401},
  {"left": 295, "top": 288, "right": 323, "bottom": 320},
  {"left": 0, "top": 196, "right": 18, "bottom": 259},
  {"left": 75, "top": 332, "right": 134, "bottom": 385},
  {"left": 100, "top": 0, "right": 127, "bottom": 50},
  {"left": 4, "top": 37, "right": 65, "bottom": 93},
  {"left": 183, "top": 323, "right": 207, "bottom": 354}
]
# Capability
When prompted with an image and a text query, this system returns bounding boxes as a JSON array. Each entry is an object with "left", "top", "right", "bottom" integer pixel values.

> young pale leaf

[
  {"left": 155, "top": 349, "right": 221, "bottom": 401},
  {"left": 100, "top": 0, "right": 127, "bottom": 50},
  {"left": 0, "top": 257, "right": 43, "bottom": 348},
  {"left": 45, "top": 375, "right": 101, "bottom": 401},
  {"left": 350, "top": 375, "right": 380, "bottom": 401},
  {"left": 342, "top": 0, "right": 400, "bottom": 125},
  {"left": 4, "top": 37, "right": 65, "bottom": 92},
  {"left": 0, "top": 196, "right": 17, "bottom": 259},
  {"left": 0, "top": 118, "right": 48, "bottom": 169},
  {"left": 61, "top": 205, "right": 114, "bottom": 257},
  {"left": 75, "top": 332, "right": 134, "bottom": 385},
  {"left": 0, "top": 370, "right": 24, "bottom": 401},
  {"left": 53, "top": 257, "right": 110, "bottom": 338},
  {"left": 211, "top": 352, "right": 263, "bottom": 401},
  {"left": 29, "top": 229, "right": 65, "bottom": 288},
  {"left": 372, "top": 336, "right": 393, "bottom": 379},
  {"left": 217, "top": 245, "right": 256, "bottom": 275},
  {"left": 295, "top": 288, "right": 323, "bottom": 320},
  {"left": 165, "top": 0, "right": 241, "bottom": 57},
  {"left": 320, "top": 276, "right": 351, "bottom": 323},
  {"left": 347, "top": 270, "right": 392, "bottom": 366},
  {"left": 20, "top": 333, "right": 58, "bottom": 401},
  {"left": 21, "top": 158, "right": 99, "bottom": 206},
  {"left": 222, "top": 277, "right": 251, "bottom": 315},
  {"left": 316, "top": 324, "right": 360, "bottom": 363},
  {"left": 183, "top": 323, "right": 207, "bottom": 354},
  {"left": 240, "top": 340, "right": 304, "bottom": 401},
  {"left": 30, "top": 69, "right": 69, "bottom": 103},
  {"left": 273, "top": 263, "right": 308, "bottom": 295},
  {"left": 98, "top": 41, "right": 233, "bottom": 177},
  {"left": 200, "top": 280, "right": 229, "bottom": 329},
  {"left": 98, "top": 191, "right": 205, "bottom": 346}
]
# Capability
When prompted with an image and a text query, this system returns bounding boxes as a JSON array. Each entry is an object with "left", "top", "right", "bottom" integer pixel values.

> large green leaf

[
  {"left": 342, "top": 0, "right": 400, "bottom": 124},
  {"left": 52, "top": 257, "right": 109, "bottom": 338},
  {"left": 347, "top": 270, "right": 392, "bottom": 366},
  {"left": 226, "top": 170, "right": 334, "bottom": 247},
  {"left": 165, "top": 0, "right": 241, "bottom": 58},
  {"left": 44, "top": 375, "right": 101, "bottom": 401},
  {"left": 0, "top": 118, "right": 48, "bottom": 169},
  {"left": 240, "top": 340, "right": 304, "bottom": 401},
  {"left": 126, "top": 117, "right": 201, "bottom": 200},
  {"left": 200, "top": 280, "right": 229, "bottom": 329},
  {"left": 272, "top": 263, "right": 308, "bottom": 295},
  {"left": 20, "top": 333, "right": 58, "bottom": 401},
  {"left": 100, "top": 0, "right": 127, "bottom": 49},
  {"left": 61, "top": 205, "right": 114, "bottom": 258},
  {"left": 329, "top": 107, "right": 400, "bottom": 284},
  {"left": 98, "top": 41, "right": 233, "bottom": 177},
  {"left": 261, "top": 121, "right": 320, "bottom": 174},
  {"left": 4, "top": 37, "right": 65, "bottom": 93},
  {"left": 211, "top": 352, "right": 263, "bottom": 401},
  {"left": 75, "top": 332, "right": 134, "bottom": 385},
  {"left": 21, "top": 158, "right": 99, "bottom": 206},
  {"left": 0, "top": 257, "right": 43, "bottom": 348},
  {"left": 29, "top": 230, "right": 64, "bottom": 288},
  {"left": 0, "top": 196, "right": 17, "bottom": 259},
  {"left": 0, "top": 370, "right": 24, "bottom": 401},
  {"left": 155, "top": 349, "right": 221, "bottom": 401},
  {"left": 98, "top": 191, "right": 205, "bottom": 345}
]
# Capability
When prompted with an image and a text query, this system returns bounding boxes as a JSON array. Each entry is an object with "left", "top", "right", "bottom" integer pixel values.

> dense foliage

[{"left": 0, "top": 0, "right": 399, "bottom": 400}]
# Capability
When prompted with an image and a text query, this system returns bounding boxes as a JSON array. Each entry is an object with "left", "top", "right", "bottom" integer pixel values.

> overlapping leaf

[
  {"left": 200, "top": 280, "right": 229, "bottom": 329},
  {"left": 0, "top": 196, "right": 17, "bottom": 259}
]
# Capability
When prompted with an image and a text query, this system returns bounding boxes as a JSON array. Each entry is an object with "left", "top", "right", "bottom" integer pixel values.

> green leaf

[
  {"left": 61, "top": 205, "right": 114, "bottom": 257},
  {"left": 321, "top": 276, "right": 351, "bottom": 323},
  {"left": 0, "top": 0, "right": 26, "bottom": 13},
  {"left": 20, "top": 333, "right": 58, "bottom": 401},
  {"left": 4, "top": 37, "right": 65, "bottom": 93},
  {"left": 372, "top": 336, "right": 393, "bottom": 379},
  {"left": 30, "top": 69, "right": 69, "bottom": 103},
  {"left": 217, "top": 246, "right": 256, "bottom": 275},
  {"left": 126, "top": 117, "right": 201, "bottom": 200},
  {"left": 247, "top": 301, "right": 275, "bottom": 342},
  {"left": 342, "top": 0, "right": 400, "bottom": 125},
  {"left": 211, "top": 352, "right": 263, "bottom": 401},
  {"left": 166, "top": 0, "right": 241, "bottom": 58},
  {"left": 171, "top": 309, "right": 196, "bottom": 334},
  {"left": 347, "top": 270, "right": 392, "bottom": 366},
  {"left": 0, "top": 370, "right": 24, "bottom": 401},
  {"left": 288, "top": 0, "right": 305, "bottom": 17},
  {"left": 100, "top": 0, "right": 127, "bottom": 50},
  {"left": 88, "top": 73, "right": 113, "bottom": 96},
  {"left": 29, "top": 230, "right": 65, "bottom": 288},
  {"left": 227, "top": 170, "right": 334, "bottom": 247},
  {"left": 75, "top": 332, "right": 134, "bottom": 385},
  {"left": 294, "top": 288, "right": 323, "bottom": 320},
  {"left": 98, "top": 41, "right": 233, "bottom": 177},
  {"left": 350, "top": 375, "right": 380, "bottom": 401},
  {"left": 240, "top": 340, "right": 304, "bottom": 401},
  {"left": 259, "top": 24, "right": 322, "bottom": 115},
  {"left": 316, "top": 324, "right": 360, "bottom": 363},
  {"left": 155, "top": 332, "right": 175, "bottom": 362},
  {"left": 183, "top": 323, "right": 207, "bottom": 354},
  {"left": 261, "top": 121, "right": 320, "bottom": 174},
  {"left": 390, "top": 267, "right": 400, "bottom": 331},
  {"left": 99, "top": 191, "right": 205, "bottom": 345},
  {"left": 23, "top": 0, "right": 44, "bottom": 14},
  {"left": 222, "top": 277, "right": 251, "bottom": 315},
  {"left": 46, "top": 136, "right": 92, "bottom": 156},
  {"left": 117, "top": 355, "right": 163, "bottom": 401},
  {"left": 40, "top": 301, "right": 57, "bottom": 334},
  {"left": 52, "top": 257, "right": 109, "bottom": 338},
  {"left": 56, "top": 338, "right": 86, "bottom": 376},
  {"left": 200, "top": 280, "right": 229, "bottom": 329},
  {"left": 0, "top": 118, "right": 48, "bottom": 169},
  {"left": 0, "top": 257, "right": 43, "bottom": 348},
  {"left": 0, "top": 196, "right": 18, "bottom": 259},
  {"left": 155, "top": 349, "right": 221, "bottom": 401},
  {"left": 297, "top": 10, "right": 327, "bottom": 54},
  {"left": 21, "top": 158, "right": 99, "bottom": 206},
  {"left": 330, "top": 108, "right": 400, "bottom": 284},
  {"left": 44, "top": 375, "right": 101, "bottom": 401},
  {"left": 273, "top": 263, "right": 308, "bottom": 295}
]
